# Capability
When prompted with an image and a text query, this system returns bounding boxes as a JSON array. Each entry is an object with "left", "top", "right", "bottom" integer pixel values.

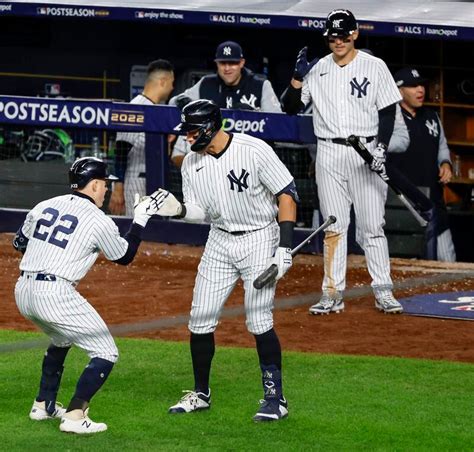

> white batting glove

[
  {"left": 133, "top": 193, "right": 156, "bottom": 227},
  {"left": 271, "top": 247, "right": 292, "bottom": 280},
  {"left": 153, "top": 189, "right": 183, "bottom": 217},
  {"left": 370, "top": 144, "right": 387, "bottom": 173}
]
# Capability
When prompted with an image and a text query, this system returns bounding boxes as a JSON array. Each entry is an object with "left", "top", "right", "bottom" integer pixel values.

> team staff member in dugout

[
  {"left": 388, "top": 67, "right": 456, "bottom": 261},
  {"left": 282, "top": 9, "right": 404, "bottom": 315},
  {"left": 169, "top": 40, "right": 282, "bottom": 113}
]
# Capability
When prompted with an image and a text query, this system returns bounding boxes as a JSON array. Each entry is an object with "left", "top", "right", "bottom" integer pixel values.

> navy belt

[
  {"left": 318, "top": 136, "right": 376, "bottom": 146},
  {"left": 20, "top": 271, "right": 56, "bottom": 281},
  {"left": 218, "top": 228, "right": 250, "bottom": 236}
]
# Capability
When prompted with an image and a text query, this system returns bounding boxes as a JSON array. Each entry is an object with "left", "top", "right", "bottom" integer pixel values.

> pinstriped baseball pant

[
  {"left": 15, "top": 273, "right": 118, "bottom": 362},
  {"left": 316, "top": 140, "right": 392, "bottom": 293},
  {"left": 189, "top": 222, "right": 279, "bottom": 335}
]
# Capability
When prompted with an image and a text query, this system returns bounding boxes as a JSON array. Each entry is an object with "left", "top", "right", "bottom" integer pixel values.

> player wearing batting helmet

[{"left": 282, "top": 8, "right": 404, "bottom": 315}]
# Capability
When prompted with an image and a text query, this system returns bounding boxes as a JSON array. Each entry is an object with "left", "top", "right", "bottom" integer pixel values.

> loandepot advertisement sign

[{"left": 222, "top": 117, "right": 267, "bottom": 133}]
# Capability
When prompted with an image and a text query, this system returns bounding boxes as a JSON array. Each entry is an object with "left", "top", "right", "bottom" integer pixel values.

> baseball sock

[
  {"left": 66, "top": 357, "right": 114, "bottom": 412},
  {"left": 37, "top": 344, "right": 71, "bottom": 415},
  {"left": 254, "top": 328, "right": 282, "bottom": 369},
  {"left": 190, "top": 332, "right": 215, "bottom": 395},
  {"left": 254, "top": 329, "right": 283, "bottom": 401}
]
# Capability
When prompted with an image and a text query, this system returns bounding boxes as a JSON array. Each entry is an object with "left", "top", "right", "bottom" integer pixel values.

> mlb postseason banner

[
  {"left": 0, "top": 95, "right": 316, "bottom": 143},
  {"left": 0, "top": 2, "right": 472, "bottom": 41}
]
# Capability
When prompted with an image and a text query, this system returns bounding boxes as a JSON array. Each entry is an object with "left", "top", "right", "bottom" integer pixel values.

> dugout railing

[{"left": 0, "top": 95, "right": 328, "bottom": 253}]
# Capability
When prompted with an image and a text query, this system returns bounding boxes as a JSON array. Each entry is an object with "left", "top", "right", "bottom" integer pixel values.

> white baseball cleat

[
  {"left": 29, "top": 400, "right": 66, "bottom": 421},
  {"left": 59, "top": 408, "right": 107, "bottom": 434},
  {"left": 168, "top": 390, "right": 211, "bottom": 413},
  {"left": 309, "top": 292, "right": 344, "bottom": 315},
  {"left": 375, "top": 293, "right": 403, "bottom": 314}
]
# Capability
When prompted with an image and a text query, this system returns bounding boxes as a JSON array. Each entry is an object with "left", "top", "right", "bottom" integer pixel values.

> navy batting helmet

[
  {"left": 69, "top": 157, "right": 118, "bottom": 189},
  {"left": 324, "top": 9, "right": 358, "bottom": 37},
  {"left": 176, "top": 99, "right": 222, "bottom": 152}
]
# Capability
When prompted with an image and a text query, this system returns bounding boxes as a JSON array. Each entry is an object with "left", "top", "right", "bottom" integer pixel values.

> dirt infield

[{"left": 1, "top": 233, "right": 473, "bottom": 363}]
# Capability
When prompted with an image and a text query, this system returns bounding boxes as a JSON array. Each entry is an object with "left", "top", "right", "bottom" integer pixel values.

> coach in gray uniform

[
  {"left": 14, "top": 157, "right": 160, "bottom": 434},
  {"left": 388, "top": 67, "right": 456, "bottom": 261},
  {"left": 170, "top": 41, "right": 282, "bottom": 112}
]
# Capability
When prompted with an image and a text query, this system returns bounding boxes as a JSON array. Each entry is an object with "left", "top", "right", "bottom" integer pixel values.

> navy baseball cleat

[
  {"left": 253, "top": 397, "right": 288, "bottom": 422},
  {"left": 168, "top": 390, "right": 211, "bottom": 413}
]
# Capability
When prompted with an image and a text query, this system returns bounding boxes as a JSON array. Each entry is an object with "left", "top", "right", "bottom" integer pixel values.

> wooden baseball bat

[
  {"left": 253, "top": 215, "right": 337, "bottom": 290},
  {"left": 346, "top": 135, "right": 428, "bottom": 227}
]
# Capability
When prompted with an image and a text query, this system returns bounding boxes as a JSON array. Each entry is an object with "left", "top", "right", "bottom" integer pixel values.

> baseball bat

[
  {"left": 346, "top": 135, "right": 428, "bottom": 227},
  {"left": 253, "top": 215, "right": 337, "bottom": 290}
]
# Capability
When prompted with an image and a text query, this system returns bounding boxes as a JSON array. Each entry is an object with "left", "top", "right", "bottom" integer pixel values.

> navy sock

[
  {"left": 254, "top": 329, "right": 283, "bottom": 400},
  {"left": 67, "top": 357, "right": 114, "bottom": 412},
  {"left": 37, "top": 345, "right": 70, "bottom": 415},
  {"left": 190, "top": 332, "right": 214, "bottom": 395},
  {"left": 254, "top": 328, "right": 282, "bottom": 369}
]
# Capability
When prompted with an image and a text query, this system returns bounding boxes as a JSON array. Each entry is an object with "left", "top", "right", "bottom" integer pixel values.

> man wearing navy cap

[
  {"left": 170, "top": 40, "right": 281, "bottom": 112},
  {"left": 388, "top": 67, "right": 456, "bottom": 261}
]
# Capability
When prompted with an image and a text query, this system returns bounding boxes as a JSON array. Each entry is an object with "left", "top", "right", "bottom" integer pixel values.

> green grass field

[{"left": 0, "top": 329, "right": 473, "bottom": 451}]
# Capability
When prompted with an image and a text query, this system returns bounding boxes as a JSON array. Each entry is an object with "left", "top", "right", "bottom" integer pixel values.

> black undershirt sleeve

[
  {"left": 281, "top": 85, "right": 305, "bottom": 115},
  {"left": 377, "top": 103, "right": 397, "bottom": 147},
  {"left": 113, "top": 222, "right": 144, "bottom": 265}
]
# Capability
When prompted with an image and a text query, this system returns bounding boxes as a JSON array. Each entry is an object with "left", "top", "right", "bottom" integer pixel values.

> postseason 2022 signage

[
  {"left": 0, "top": 96, "right": 316, "bottom": 143},
  {"left": 0, "top": 2, "right": 472, "bottom": 41}
]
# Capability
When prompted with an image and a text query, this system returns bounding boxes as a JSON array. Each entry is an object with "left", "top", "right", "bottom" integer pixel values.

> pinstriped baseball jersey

[
  {"left": 19, "top": 194, "right": 128, "bottom": 282},
  {"left": 182, "top": 132, "right": 294, "bottom": 335},
  {"left": 302, "top": 51, "right": 402, "bottom": 138},
  {"left": 116, "top": 94, "right": 153, "bottom": 216},
  {"left": 14, "top": 193, "right": 126, "bottom": 362},
  {"left": 181, "top": 133, "right": 293, "bottom": 232}
]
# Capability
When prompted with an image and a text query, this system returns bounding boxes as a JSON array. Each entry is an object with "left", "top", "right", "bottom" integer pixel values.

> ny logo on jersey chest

[
  {"left": 425, "top": 119, "right": 439, "bottom": 137},
  {"left": 350, "top": 77, "right": 371, "bottom": 98},
  {"left": 227, "top": 169, "right": 250, "bottom": 192}
]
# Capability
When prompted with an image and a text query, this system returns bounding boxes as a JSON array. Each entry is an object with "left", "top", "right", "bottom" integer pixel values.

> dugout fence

[{"left": 0, "top": 95, "right": 323, "bottom": 250}]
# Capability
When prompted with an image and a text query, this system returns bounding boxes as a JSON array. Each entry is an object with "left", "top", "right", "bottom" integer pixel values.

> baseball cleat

[
  {"left": 29, "top": 400, "right": 66, "bottom": 421},
  {"left": 309, "top": 292, "right": 344, "bottom": 315},
  {"left": 375, "top": 293, "right": 403, "bottom": 314},
  {"left": 253, "top": 397, "right": 288, "bottom": 422},
  {"left": 59, "top": 408, "right": 107, "bottom": 434},
  {"left": 168, "top": 389, "right": 211, "bottom": 414}
]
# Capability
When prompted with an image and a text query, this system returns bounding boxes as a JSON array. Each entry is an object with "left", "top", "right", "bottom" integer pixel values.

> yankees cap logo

[{"left": 223, "top": 46, "right": 232, "bottom": 56}]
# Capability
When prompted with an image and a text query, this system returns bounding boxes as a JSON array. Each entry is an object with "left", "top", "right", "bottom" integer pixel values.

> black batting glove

[{"left": 293, "top": 47, "right": 319, "bottom": 82}]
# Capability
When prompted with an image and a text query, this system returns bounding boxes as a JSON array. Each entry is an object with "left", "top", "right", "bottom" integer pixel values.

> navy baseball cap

[
  {"left": 394, "top": 68, "right": 428, "bottom": 87},
  {"left": 215, "top": 41, "right": 243, "bottom": 62}
]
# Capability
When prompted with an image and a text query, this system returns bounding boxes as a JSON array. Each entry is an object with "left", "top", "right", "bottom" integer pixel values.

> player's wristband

[{"left": 279, "top": 221, "right": 295, "bottom": 249}]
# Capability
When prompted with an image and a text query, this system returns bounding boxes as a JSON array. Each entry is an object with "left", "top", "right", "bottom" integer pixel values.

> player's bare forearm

[
  {"left": 277, "top": 193, "right": 297, "bottom": 223},
  {"left": 108, "top": 182, "right": 125, "bottom": 215}
]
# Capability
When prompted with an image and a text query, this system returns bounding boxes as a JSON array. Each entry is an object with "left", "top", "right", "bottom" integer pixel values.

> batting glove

[
  {"left": 271, "top": 247, "right": 292, "bottom": 280},
  {"left": 369, "top": 144, "right": 387, "bottom": 174},
  {"left": 293, "top": 47, "right": 319, "bottom": 82},
  {"left": 133, "top": 193, "right": 156, "bottom": 227},
  {"left": 153, "top": 189, "right": 183, "bottom": 217}
]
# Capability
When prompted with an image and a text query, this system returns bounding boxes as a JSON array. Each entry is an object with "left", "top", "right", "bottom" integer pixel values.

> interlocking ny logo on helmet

[
  {"left": 177, "top": 100, "right": 222, "bottom": 152},
  {"left": 324, "top": 9, "right": 358, "bottom": 37},
  {"left": 69, "top": 157, "right": 118, "bottom": 189}
]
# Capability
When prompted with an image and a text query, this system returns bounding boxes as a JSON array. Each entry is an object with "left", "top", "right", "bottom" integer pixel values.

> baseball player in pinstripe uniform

[
  {"left": 109, "top": 59, "right": 175, "bottom": 216},
  {"left": 14, "top": 157, "right": 161, "bottom": 434},
  {"left": 154, "top": 99, "right": 297, "bottom": 422},
  {"left": 282, "top": 9, "right": 404, "bottom": 315}
]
